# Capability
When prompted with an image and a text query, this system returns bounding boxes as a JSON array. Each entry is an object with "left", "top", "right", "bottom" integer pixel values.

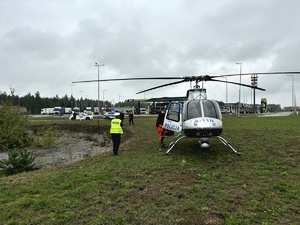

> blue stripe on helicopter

[{"left": 164, "top": 123, "right": 180, "bottom": 131}]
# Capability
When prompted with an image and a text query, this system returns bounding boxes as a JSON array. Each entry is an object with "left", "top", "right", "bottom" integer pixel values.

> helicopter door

[{"left": 163, "top": 102, "right": 183, "bottom": 132}]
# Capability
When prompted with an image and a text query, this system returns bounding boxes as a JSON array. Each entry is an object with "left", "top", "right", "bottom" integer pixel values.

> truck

[
  {"left": 41, "top": 108, "right": 55, "bottom": 115},
  {"left": 84, "top": 107, "right": 92, "bottom": 115},
  {"left": 64, "top": 107, "right": 72, "bottom": 114},
  {"left": 94, "top": 107, "right": 99, "bottom": 114},
  {"left": 53, "top": 107, "right": 64, "bottom": 116}
]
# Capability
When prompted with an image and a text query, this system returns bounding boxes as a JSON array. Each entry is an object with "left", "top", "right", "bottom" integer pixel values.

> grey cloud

[
  {"left": 0, "top": 0, "right": 300, "bottom": 105},
  {"left": 2, "top": 27, "right": 63, "bottom": 60}
]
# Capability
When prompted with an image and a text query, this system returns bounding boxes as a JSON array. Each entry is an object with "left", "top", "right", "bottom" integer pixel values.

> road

[{"left": 259, "top": 112, "right": 294, "bottom": 117}]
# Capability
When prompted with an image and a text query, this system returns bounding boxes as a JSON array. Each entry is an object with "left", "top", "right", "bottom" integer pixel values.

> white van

[{"left": 140, "top": 108, "right": 147, "bottom": 114}]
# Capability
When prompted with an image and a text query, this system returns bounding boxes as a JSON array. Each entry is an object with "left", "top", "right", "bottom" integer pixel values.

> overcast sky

[{"left": 1, "top": 0, "right": 300, "bottom": 108}]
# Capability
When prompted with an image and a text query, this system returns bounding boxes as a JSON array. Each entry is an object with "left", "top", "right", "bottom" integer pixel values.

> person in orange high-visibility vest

[{"left": 110, "top": 112, "right": 123, "bottom": 155}]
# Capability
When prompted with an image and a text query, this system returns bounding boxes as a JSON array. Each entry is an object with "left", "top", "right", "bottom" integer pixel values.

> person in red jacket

[{"left": 156, "top": 108, "right": 167, "bottom": 148}]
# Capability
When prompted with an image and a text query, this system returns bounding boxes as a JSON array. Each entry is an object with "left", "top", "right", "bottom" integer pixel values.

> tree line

[{"left": 0, "top": 90, "right": 137, "bottom": 114}]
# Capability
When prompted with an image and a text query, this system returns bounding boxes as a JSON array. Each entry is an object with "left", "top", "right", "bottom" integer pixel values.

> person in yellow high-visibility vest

[{"left": 110, "top": 112, "right": 123, "bottom": 155}]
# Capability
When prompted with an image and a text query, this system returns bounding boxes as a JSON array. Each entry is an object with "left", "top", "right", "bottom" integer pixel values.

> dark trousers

[
  {"left": 129, "top": 119, "right": 134, "bottom": 125},
  {"left": 111, "top": 134, "right": 121, "bottom": 155}
]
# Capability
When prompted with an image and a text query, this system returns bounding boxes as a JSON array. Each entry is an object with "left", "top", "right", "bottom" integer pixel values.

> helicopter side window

[
  {"left": 203, "top": 100, "right": 217, "bottom": 118},
  {"left": 166, "top": 103, "right": 180, "bottom": 122},
  {"left": 186, "top": 101, "right": 202, "bottom": 119}
]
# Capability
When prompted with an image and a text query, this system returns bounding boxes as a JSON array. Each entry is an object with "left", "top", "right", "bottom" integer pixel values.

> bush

[
  {"left": 0, "top": 92, "right": 31, "bottom": 151},
  {"left": 33, "top": 125, "right": 58, "bottom": 148},
  {"left": 0, "top": 148, "right": 36, "bottom": 176}
]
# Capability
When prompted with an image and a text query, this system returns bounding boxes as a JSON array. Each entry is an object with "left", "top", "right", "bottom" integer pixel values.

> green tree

[
  {"left": 0, "top": 148, "right": 36, "bottom": 176},
  {"left": 0, "top": 90, "right": 31, "bottom": 151}
]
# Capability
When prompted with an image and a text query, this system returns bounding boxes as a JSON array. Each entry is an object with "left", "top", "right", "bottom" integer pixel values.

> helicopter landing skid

[
  {"left": 165, "top": 133, "right": 186, "bottom": 155},
  {"left": 165, "top": 133, "right": 241, "bottom": 156},
  {"left": 217, "top": 136, "right": 241, "bottom": 155}
]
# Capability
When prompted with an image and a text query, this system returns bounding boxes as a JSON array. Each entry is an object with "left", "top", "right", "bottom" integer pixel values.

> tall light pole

[
  {"left": 101, "top": 90, "right": 106, "bottom": 111},
  {"left": 85, "top": 95, "right": 88, "bottom": 109},
  {"left": 80, "top": 90, "right": 84, "bottom": 98},
  {"left": 95, "top": 63, "right": 105, "bottom": 114},
  {"left": 80, "top": 90, "right": 84, "bottom": 111},
  {"left": 226, "top": 77, "right": 228, "bottom": 106},
  {"left": 287, "top": 75, "right": 295, "bottom": 114},
  {"left": 236, "top": 62, "right": 242, "bottom": 117},
  {"left": 118, "top": 93, "right": 122, "bottom": 108},
  {"left": 68, "top": 84, "right": 74, "bottom": 109},
  {"left": 295, "top": 95, "right": 297, "bottom": 114}
]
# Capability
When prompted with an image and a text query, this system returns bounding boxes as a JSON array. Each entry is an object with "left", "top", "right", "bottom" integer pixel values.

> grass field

[{"left": 0, "top": 114, "right": 300, "bottom": 225}]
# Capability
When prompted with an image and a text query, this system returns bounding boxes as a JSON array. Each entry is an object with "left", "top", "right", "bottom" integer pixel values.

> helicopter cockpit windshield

[
  {"left": 184, "top": 99, "right": 221, "bottom": 120},
  {"left": 184, "top": 101, "right": 202, "bottom": 120},
  {"left": 202, "top": 100, "right": 217, "bottom": 118}
]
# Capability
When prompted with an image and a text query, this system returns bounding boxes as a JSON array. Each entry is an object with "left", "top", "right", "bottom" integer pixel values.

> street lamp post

[
  {"left": 118, "top": 93, "right": 122, "bottom": 108},
  {"left": 85, "top": 95, "right": 88, "bottom": 109},
  {"left": 68, "top": 84, "right": 74, "bottom": 109},
  {"left": 226, "top": 77, "right": 228, "bottom": 106},
  {"left": 236, "top": 62, "right": 242, "bottom": 117},
  {"left": 95, "top": 63, "right": 105, "bottom": 115},
  {"left": 101, "top": 90, "right": 106, "bottom": 111},
  {"left": 287, "top": 75, "right": 295, "bottom": 114},
  {"left": 80, "top": 90, "right": 84, "bottom": 111}
]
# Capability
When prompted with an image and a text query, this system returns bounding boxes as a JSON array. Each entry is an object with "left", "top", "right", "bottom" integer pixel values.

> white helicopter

[
  {"left": 135, "top": 75, "right": 265, "bottom": 156},
  {"left": 160, "top": 87, "right": 238, "bottom": 155},
  {"left": 73, "top": 72, "right": 300, "bottom": 155}
]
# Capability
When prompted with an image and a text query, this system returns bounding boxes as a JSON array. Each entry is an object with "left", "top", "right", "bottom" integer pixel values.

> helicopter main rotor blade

[
  {"left": 71, "top": 71, "right": 299, "bottom": 95},
  {"left": 73, "top": 75, "right": 225, "bottom": 84},
  {"left": 218, "top": 71, "right": 300, "bottom": 78},
  {"left": 136, "top": 80, "right": 186, "bottom": 94},
  {"left": 72, "top": 77, "right": 182, "bottom": 84},
  {"left": 210, "top": 79, "right": 266, "bottom": 91},
  {"left": 136, "top": 75, "right": 222, "bottom": 94},
  {"left": 72, "top": 72, "right": 300, "bottom": 84}
]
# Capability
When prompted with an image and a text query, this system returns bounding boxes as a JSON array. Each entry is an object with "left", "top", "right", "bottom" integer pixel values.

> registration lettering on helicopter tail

[{"left": 163, "top": 122, "right": 181, "bottom": 132}]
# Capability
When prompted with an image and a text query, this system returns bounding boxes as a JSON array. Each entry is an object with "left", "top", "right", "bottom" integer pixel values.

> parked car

[
  {"left": 140, "top": 108, "right": 147, "bottom": 114},
  {"left": 69, "top": 112, "right": 93, "bottom": 120},
  {"left": 103, "top": 111, "right": 127, "bottom": 120}
]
